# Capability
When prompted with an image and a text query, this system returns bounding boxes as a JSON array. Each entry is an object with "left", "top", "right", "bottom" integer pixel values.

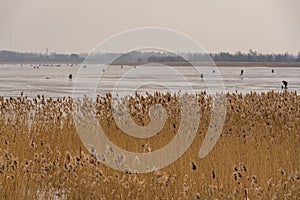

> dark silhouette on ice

[{"left": 282, "top": 80, "right": 288, "bottom": 89}]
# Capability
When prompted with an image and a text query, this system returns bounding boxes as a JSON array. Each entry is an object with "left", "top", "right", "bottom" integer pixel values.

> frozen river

[{"left": 0, "top": 63, "right": 299, "bottom": 98}]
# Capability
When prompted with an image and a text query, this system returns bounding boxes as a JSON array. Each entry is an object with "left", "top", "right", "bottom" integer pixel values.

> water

[{"left": 0, "top": 63, "right": 299, "bottom": 98}]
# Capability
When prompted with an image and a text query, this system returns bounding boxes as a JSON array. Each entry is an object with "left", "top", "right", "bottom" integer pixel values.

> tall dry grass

[{"left": 0, "top": 91, "right": 299, "bottom": 199}]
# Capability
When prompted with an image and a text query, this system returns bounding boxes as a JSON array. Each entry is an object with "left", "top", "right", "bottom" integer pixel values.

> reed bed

[{"left": 0, "top": 91, "right": 299, "bottom": 199}]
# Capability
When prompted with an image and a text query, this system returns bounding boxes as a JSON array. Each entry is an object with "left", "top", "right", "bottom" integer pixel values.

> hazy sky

[{"left": 0, "top": 0, "right": 299, "bottom": 54}]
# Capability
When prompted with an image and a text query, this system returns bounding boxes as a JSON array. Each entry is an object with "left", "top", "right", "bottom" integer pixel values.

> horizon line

[{"left": 1, "top": 49, "right": 300, "bottom": 56}]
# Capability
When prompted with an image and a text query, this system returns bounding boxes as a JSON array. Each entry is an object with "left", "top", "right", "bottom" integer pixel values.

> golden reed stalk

[{"left": 0, "top": 91, "right": 299, "bottom": 199}]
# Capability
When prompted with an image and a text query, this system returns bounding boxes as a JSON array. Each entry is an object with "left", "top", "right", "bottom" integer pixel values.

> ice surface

[{"left": 0, "top": 64, "right": 299, "bottom": 98}]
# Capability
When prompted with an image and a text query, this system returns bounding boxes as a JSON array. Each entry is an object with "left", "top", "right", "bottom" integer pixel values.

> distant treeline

[
  {"left": 0, "top": 51, "right": 83, "bottom": 63},
  {"left": 1, "top": 50, "right": 300, "bottom": 63}
]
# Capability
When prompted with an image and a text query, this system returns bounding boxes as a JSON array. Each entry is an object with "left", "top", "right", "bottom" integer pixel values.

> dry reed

[{"left": 0, "top": 91, "right": 299, "bottom": 199}]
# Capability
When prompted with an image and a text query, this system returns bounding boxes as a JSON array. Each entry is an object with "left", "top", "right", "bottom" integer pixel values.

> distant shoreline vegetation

[
  {"left": 0, "top": 51, "right": 83, "bottom": 63},
  {"left": 0, "top": 50, "right": 300, "bottom": 63}
]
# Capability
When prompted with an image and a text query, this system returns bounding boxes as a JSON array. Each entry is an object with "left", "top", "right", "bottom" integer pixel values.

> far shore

[
  {"left": 1, "top": 61, "right": 300, "bottom": 67},
  {"left": 111, "top": 61, "right": 300, "bottom": 67}
]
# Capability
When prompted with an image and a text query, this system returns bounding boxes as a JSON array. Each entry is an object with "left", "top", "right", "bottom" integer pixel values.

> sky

[{"left": 0, "top": 0, "right": 299, "bottom": 54}]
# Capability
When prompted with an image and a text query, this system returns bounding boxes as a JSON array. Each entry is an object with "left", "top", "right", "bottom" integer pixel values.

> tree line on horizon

[
  {"left": 0, "top": 50, "right": 300, "bottom": 63},
  {"left": 0, "top": 51, "right": 82, "bottom": 63}
]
